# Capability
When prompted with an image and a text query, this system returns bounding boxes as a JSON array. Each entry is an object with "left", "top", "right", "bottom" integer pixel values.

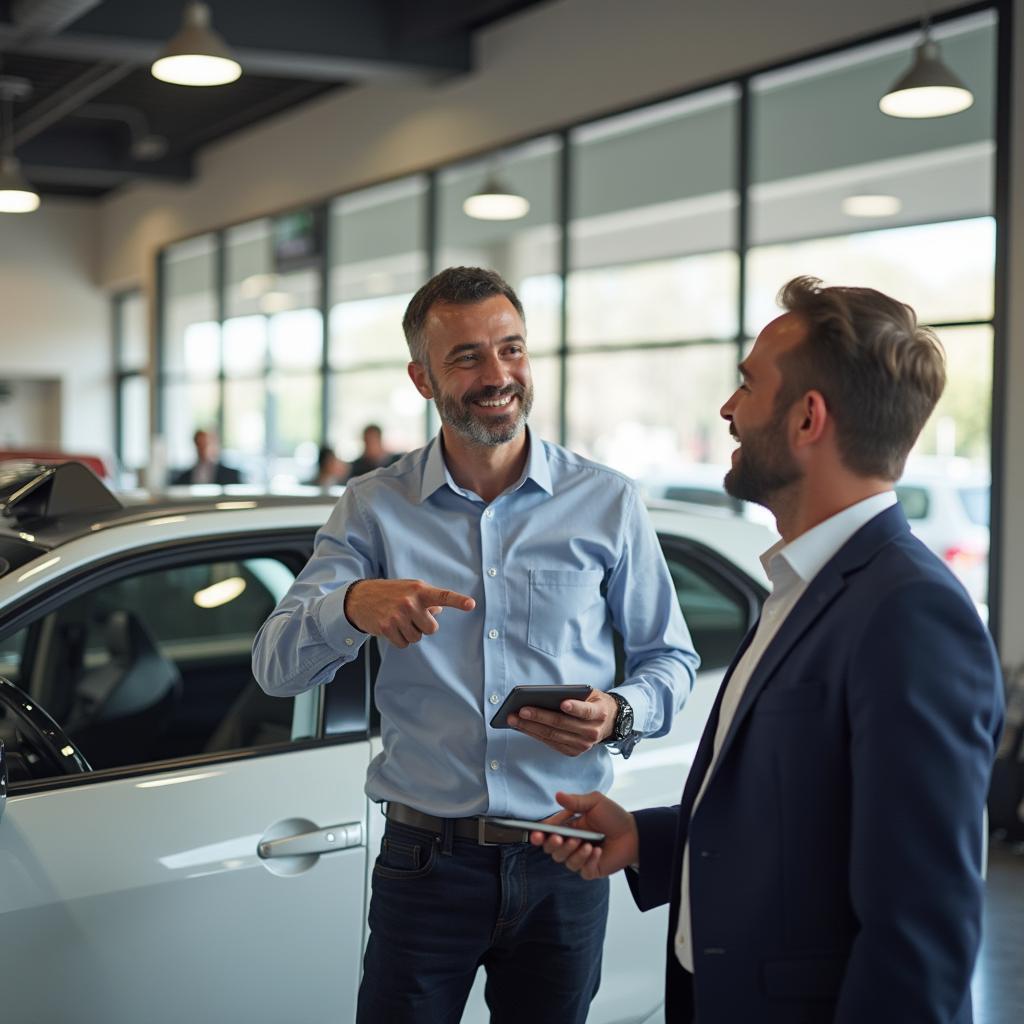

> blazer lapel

[{"left": 704, "top": 503, "right": 911, "bottom": 788}]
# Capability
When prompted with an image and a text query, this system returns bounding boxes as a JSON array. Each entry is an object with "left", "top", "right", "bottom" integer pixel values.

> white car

[
  {"left": 895, "top": 458, "right": 990, "bottom": 606},
  {"left": 0, "top": 463, "right": 772, "bottom": 1024}
]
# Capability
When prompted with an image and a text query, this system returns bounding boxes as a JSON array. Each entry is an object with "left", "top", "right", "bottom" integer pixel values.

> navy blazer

[{"left": 628, "top": 504, "right": 1004, "bottom": 1024}]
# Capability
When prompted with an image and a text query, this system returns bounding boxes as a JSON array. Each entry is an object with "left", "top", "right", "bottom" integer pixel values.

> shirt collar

[
  {"left": 418, "top": 425, "right": 553, "bottom": 503},
  {"left": 760, "top": 490, "right": 898, "bottom": 585}
]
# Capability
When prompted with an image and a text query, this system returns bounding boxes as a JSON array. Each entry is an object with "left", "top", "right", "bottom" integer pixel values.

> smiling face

[
  {"left": 408, "top": 295, "right": 534, "bottom": 448},
  {"left": 720, "top": 312, "right": 806, "bottom": 508}
]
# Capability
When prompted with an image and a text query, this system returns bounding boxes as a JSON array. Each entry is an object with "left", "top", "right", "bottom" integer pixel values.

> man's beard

[
  {"left": 429, "top": 372, "right": 533, "bottom": 447},
  {"left": 724, "top": 406, "right": 802, "bottom": 507}
]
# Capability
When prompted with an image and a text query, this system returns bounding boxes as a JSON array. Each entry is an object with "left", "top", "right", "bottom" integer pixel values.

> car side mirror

[{"left": 0, "top": 740, "right": 7, "bottom": 824}]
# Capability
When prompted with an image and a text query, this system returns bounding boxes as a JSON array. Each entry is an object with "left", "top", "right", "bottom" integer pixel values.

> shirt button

[
  {"left": 488, "top": 628, "right": 499, "bottom": 640},
  {"left": 489, "top": 693, "right": 500, "bottom": 704},
  {"left": 344, "top": 638, "right": 354, "bottom": 646},
  {"left": 489, "top": 760, "right": 500, "bottom": 771},
  {"left": 484, "top": 509, "right": 495, "bottom": 519},
  {"left": 487, "top": 567, "right": 498, "bottom": 577}
]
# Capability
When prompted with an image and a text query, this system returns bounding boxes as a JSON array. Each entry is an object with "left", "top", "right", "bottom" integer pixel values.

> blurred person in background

[
  {"left": 171, "top": 429, "right": 241, "bottom": 485},
  {"left": 308, "top": 445, "right": 347, "bottom": 488},
  {"left": 345, "top": 423, "right": 398, "bottom": 480}
]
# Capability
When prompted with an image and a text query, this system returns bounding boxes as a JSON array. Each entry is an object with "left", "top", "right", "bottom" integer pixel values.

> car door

[{"left": 0, "top": 537, "right": 372, "bottom": 1024}]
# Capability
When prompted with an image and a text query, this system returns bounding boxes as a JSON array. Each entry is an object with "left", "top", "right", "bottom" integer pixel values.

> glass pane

[
  {"left": 329, "top": 176, "right": 427, "bottom": 369},
  {"left": 746, "top": 218, "right": 995, "bottom": 331},
  {"left": 223, "top": 379, "right": 266, "bottom": 481},
  {"left": 225, "top": 219, "right": 272, "bottom": 318},
  {"left": 267, "top": 374, "right": 322, "bottom": 477},
  {"left": 912, "top": 325, "right": 992, "bottom": 466},
  {"left": 568, "top": 252, "right": 739, "bottom": 346},
  {"left": 269, "top": 305, "right": 323, "bottom": 371},
  {"left": 223, "top": 315, "right": 268, "bottom": 376},
  {"left": 328, "top": 367, "right": 426, "bottom": 463},
  {"left": 526, "top": 355, "right": 560, "bottom": 448},
  {"left": 566, "top": 344, "right": 738, "bottom": 479},
  {"left": 437, "top": 136, "right": 562, "bottom": 354},
  {"left": 1, "top": 557, "right": 299, "bottom": 778},
  {"left": 749, "top": 13, "right": 995, "bottom": 324},
  {"left": 666, "top": 555, "right": 748, "bottom": 672},
  {"left": 569, "top": 87, "right": 739, "bottom": 346},
  {"left": 120, "top": 375, "right": 150, "bottom": 472},
  {"left": 164, "top": 379, "right": 220, "bottom": 473},
  {"left": 162, "top": 234, "right": 219, "bottom": 377},
  {"left": 117, "top": 291, "right": 148, "bottom": 371}
]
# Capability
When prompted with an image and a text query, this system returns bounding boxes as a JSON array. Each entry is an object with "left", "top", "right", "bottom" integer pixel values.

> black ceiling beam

[
  {"left": 395, "top": 0, "right": 543, "bottom": 40},
  {"left": 0, "top": 0, "right": 472, "bottom": 81},
  {"left": 18, "top": 125, "right": 192, "bottom": 186}
]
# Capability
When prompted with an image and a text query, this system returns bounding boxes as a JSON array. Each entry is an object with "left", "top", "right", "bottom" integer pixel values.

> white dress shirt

[{"left": 674, "top": 490, "right": 897, "bottom": 972}]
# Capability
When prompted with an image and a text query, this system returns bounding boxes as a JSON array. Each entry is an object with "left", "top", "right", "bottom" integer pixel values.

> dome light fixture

[
  {"left": 151, "top": 2, "right": 242, "bottom": 87},
  {"left": 463, "top": 174, "right": 530, "bottom": 221},
  {"left": 0, "top": 76, "right": 39, "bottom": 214},
  {"left": 880, "top": 19, "right": 973, "bottom": 119},
  {"left": 841, "top": 194, "right": 903, "bottom": 218}
]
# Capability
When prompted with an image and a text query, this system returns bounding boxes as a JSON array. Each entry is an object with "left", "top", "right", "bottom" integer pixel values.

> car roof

[{"left": 0, "top": 462, "right": 773, "bottom": 601}]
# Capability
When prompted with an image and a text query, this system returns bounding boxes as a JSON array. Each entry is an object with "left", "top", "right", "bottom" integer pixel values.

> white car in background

[
  {"left": 642, "top": 457, "right": 990, "bottom": 605},
  {"left": 896, "top": 458, "right": 990, "bottom": 606},
  {"left": 0, "top": 462, "right": 772, "bottom": 1024}
]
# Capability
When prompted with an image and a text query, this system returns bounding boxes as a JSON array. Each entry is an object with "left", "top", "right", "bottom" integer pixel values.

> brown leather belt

[{"left": 386, "top": 802, "right": 531, "bottom": 845}]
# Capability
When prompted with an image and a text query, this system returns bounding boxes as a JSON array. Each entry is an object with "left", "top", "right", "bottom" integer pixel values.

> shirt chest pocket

[{"left": 527, "top": 568, "right": 606, "bottom": 656}]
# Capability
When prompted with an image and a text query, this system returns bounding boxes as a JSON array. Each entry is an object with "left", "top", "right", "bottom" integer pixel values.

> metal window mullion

[
  {"left": 987, "top": 0, "right": 1013, "bottom": 644},
  {"left": 214, "top": 229, "right": 227, "bottom": 442},
  {"left": 558, "top": 129, "right": 570, "bottom": 448},
  {"left": 425, "top": 170, "right": 439, "bottom": 442},
  {"left": 319, "top": 202, "right": 331, "bottom": 449}
]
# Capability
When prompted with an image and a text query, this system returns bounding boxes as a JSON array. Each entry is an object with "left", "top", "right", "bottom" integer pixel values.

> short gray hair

[{"left": 402, "top": 266, "right": 525, "bottom": 364}]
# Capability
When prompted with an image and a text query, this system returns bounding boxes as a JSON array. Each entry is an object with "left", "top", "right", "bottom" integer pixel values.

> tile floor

[{"left": 972, "top": 839, "right": 1024, "bottom": 1023}]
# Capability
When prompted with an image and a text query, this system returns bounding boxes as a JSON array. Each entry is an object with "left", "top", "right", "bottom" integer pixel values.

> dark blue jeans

[{"left": 356, "top": 819, "right": 610, "bottom": 1024}]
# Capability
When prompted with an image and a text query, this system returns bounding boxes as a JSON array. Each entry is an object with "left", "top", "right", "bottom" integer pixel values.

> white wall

[
  {"left": 0, "top": 200, "right": 112, "bottom": 456},
  {"left": 92, "top": 0, "right": 1023, "bottom": 662}
]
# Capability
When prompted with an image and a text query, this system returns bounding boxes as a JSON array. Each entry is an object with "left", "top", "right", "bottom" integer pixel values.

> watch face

[{"left": 615, "top": 696, "right": 633, "bottom": 740}]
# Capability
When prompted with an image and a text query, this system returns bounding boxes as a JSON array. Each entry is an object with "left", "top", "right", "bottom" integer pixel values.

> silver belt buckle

[{"left": 477, "top": 817, "right": 500, "bottom": 847}]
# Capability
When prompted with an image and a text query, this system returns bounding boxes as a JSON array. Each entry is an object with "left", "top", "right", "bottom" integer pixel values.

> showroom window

[
  {"left": 567, "top": 87, "right": 740, "bottom": 478},
  {"left": 113, "top": 289, "right": 149, "bottom": 486},
  {"left": 327, "top": 175, "right": 431, "bottom": 467},
  {"left": 155, "top": 6, "right": 1000, "bottom": 605}
]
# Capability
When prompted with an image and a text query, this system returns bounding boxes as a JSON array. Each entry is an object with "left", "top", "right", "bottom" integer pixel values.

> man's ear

[
  {"left": 793, "top": 390, "right": 829, "bottom": 448},
  {"left": 408, "top": 361, "right": 433, "bottom": 400}
]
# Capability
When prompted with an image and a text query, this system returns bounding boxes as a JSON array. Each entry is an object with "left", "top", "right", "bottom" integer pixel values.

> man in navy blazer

[{"left": 528, "top": 276, "right": 1004, "bottom": 1023}]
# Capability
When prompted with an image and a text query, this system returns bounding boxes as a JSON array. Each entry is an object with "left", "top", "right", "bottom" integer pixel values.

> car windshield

[{"left": 958, "top": 485, "right": 990, "bottom": 527}]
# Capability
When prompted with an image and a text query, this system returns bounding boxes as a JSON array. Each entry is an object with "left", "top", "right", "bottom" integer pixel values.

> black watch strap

[{"left": 606, "top": 692, "right": 640, "bottom": 759}]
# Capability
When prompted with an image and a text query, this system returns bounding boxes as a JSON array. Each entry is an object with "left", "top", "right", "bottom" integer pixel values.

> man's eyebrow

[
  {"left": 738, "top": 363, "right": 753, "bottom": 382},
  {"left": 443, "top": 335, "right": 526, "bottom": 359}
]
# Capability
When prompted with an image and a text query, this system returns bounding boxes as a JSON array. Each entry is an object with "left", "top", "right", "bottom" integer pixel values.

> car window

[
  {"left": 0, "top": 555, "right": 306, "bottom": 780},
  {"left": 958, "top": 485, "right": 990, "bottom": 527},
  {"left": 664, "top": 549, "right": 752, "bottom": 671},
  {"left": 895, "top": 485, "right": 930, "bottom": 520}
]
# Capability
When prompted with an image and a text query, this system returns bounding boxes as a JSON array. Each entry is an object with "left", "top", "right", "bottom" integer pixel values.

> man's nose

[
  {"left": 480, "top": 350, "right": 510, "bottom": 387},
  {"left": 720, "top": 393, "right": 737, "bottom": 421}
]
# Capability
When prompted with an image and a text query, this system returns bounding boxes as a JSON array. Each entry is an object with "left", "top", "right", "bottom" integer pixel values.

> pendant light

[
  {"left": 463, "top": 172, "right": 530, "bottom": 221},
  {"left": 152, "top": 2, "right": 242, "bottom": 87},
  {"left": 879, "top": 14, "right": 973, "bottom": 118},
  {"left": 0, "top": 75, "right": 39, "bottom": 214}
]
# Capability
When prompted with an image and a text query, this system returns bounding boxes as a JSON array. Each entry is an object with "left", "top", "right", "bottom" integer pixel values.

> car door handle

[{"left": 258, "top": 822, "right": 363, "bottom": 859}]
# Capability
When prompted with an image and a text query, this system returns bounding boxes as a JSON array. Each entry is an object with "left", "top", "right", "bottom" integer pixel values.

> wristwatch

[{"left": 606, "top": 692, "right": 640, "bottom": 759}]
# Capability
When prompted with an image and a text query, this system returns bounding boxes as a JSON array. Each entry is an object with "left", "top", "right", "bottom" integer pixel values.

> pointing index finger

[{"left": 422, "top": 586, "right": 475, "bottom": 611}]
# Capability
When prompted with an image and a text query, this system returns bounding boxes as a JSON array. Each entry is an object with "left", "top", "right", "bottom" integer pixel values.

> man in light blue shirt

[{"left": 253, "top": 266, "right": 697, "bottom": 1024}]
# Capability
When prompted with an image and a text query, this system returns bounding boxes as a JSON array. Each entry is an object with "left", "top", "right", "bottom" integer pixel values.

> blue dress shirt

[{"left": 253, "top": 429, "right": 698, "bottom": 819}]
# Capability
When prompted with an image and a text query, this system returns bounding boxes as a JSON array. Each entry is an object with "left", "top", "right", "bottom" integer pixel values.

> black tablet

[{"left": 489, "top": 684, "right": 592, "bottom": 728}]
